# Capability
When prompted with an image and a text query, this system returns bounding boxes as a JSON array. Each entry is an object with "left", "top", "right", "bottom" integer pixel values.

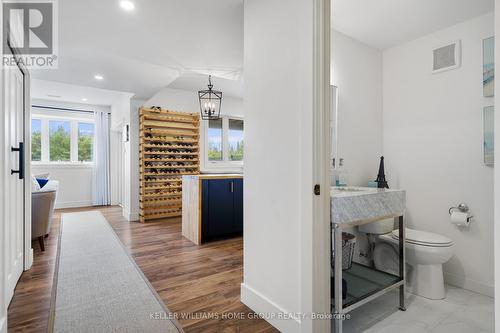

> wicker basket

[{"left": 331, "top": 231, "right": 356, "bottom": 270}]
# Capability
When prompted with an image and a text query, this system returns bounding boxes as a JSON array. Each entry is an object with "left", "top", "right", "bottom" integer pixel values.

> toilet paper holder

[{"left": 449, "top": 203, "right": 473, "bottom": 220}]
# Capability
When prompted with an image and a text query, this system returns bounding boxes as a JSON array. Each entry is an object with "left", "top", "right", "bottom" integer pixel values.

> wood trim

[
  {"left": 181, "top": 176, "right": 201, "bottom": 244},
  {"left": 142, "top": 128, "right": 200, "bottom": 137},
  {"left": 141, "top": 120, "right": 198, "bottom": 130},
  {"left": 140, "top": 108, "right": 198, "bottom": 118},
  {"left": 141, "top": 113, "right": 200, "bottom": 124}
]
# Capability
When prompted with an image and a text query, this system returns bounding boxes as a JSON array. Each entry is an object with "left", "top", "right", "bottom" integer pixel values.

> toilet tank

[{"left": 358, "top": 218, "right": 395, "bottom": 234}]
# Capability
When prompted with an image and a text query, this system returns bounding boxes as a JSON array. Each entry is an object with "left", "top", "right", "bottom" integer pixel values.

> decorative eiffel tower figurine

[{"left": 376, "top": 156, "right": 389, "bottom": 189}]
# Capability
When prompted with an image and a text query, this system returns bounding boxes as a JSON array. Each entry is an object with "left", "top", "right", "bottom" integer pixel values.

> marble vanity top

[{"left": 330, "top": 186, "right": 406, "bottom": 225}]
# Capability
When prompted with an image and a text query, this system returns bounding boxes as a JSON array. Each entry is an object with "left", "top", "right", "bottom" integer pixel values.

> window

[
  {"left": 228, "top": 119, "right": 244, "bottom": 161},
  {"left": 49, "top": 120, "right": 71, "bottom": 162},
  {"left": 31, "top": 119, "right": 41, "bottom": 161},
  {"left": 205, "top": 116, "right": 244, "bottom": 168},
  {"left": 31, "top": 110, "right": 95, "bottom": 164},
  {"left": 78, "top": 123, "right": 94, "bottom": 162},
  {"left": 208, "top": 119, "right": 223, "bottom": 161}
]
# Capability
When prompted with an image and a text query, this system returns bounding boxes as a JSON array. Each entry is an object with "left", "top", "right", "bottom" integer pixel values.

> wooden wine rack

[{"left": 139, "top": 107, "right": 200, "bottom": 223}]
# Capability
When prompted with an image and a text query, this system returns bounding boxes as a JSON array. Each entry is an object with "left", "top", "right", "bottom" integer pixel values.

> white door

[{"left": 4, "top": 61, "right": 25, "bottom": 306}]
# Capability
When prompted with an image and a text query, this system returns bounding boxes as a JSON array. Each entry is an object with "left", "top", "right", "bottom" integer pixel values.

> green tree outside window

[
  {"left": 31, "top": 119, "right": 41, "bottom": 161},
  {"left": 49, "top": 121, "right": 70, "bottom": 161}
]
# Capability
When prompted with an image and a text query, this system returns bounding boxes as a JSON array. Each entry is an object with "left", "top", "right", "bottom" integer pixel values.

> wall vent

[{"left": 432, "top": 40, "right": 461, "bottom": 73}]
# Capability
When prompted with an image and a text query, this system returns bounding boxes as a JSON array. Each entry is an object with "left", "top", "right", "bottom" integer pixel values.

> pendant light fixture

[{"left": 198, "top": 75, "right": 222, "bottom": 120}]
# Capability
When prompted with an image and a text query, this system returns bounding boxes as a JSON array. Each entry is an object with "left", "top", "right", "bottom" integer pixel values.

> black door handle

[{"left": 11, "top": 142, "right": 24, "bottom": 180}]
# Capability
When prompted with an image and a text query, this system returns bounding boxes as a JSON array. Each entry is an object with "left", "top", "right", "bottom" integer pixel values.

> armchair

[{"left": 31, "top": 180, "right": 58, "bottom": 251}]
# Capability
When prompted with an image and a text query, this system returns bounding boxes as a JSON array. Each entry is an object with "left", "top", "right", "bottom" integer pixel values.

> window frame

[
  {"left": 31, "top": 118, "right": 42, "bottom": 162},
  {"left": 31, "top": 112, "right": 95, "bottom": 166},
  {"left": 227, "top": 118, "right": 244, "bottom": 162},
  {"left": 207, "top": 118, "right": 224, "bottom": 162},
  {"left": 77, "top": 122, "right": 95, "bottom": 163},
  {"left": 202, "top": 115, "right": 244, "bottom": 172}
]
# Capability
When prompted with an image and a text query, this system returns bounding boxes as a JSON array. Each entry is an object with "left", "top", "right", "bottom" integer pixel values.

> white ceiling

[
  {"left": 31, "top": 0, "right": 244, "bottom": 100},
  {"left": 332, "top": 0, "right": 494, "bottom": 49},
  {"left": 31, "top": 79, "right": 134, "bottom": 107},
  {"left": 169, "top": 73, "right": 243, "bottom": 99}
]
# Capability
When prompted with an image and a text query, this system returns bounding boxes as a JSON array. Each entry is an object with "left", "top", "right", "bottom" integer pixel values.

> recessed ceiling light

[
  {"left": 94, "top": 74, "right": 104, "bottom": 80},
  {"left": 82, "top": 98, "right": 88, "bottom": 102},
  {"left": 120, "top": 0, "right": 135, "bottom": 11}
]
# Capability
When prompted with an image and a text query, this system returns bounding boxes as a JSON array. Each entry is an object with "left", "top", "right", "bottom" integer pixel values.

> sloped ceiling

[{"left": 31, "top": 0, "right": 243, "bottom": 99}]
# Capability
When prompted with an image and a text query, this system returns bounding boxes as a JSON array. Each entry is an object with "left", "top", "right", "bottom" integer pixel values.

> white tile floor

[{"left": 336, "top": 285, "right": 494, "bottom": 333}]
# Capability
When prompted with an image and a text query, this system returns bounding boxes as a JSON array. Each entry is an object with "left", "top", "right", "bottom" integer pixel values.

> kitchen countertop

[{"left": 184, "top": 174, "right": 243, "bottom": 179}]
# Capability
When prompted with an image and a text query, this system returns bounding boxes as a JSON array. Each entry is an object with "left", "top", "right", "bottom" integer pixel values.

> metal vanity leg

[
  {"left": 398, "top": 216, "right": 406, "bottom": 311},
  {"left": 333, "top": 223, "right": 343, "bottom": 332}
]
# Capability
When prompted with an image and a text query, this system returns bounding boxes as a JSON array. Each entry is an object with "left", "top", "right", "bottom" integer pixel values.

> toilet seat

[{"left": 390, "top": 228, "right": 453, "bottom": 247}]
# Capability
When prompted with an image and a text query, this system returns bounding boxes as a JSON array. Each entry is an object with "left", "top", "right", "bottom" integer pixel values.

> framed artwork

[
  {"left": 483, "top": 37, "right": 494, "bottom": 97},
  {"left": 484, "top": 106, "right": 494, "bottom": 166}
]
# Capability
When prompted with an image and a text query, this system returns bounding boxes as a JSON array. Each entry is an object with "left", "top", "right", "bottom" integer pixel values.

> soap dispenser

[
  {"left": 330, "top": 158, "right": 338, "bottom": 186},
  {"left": 337, "top": 158, "right": 349, "bottom": 186}
]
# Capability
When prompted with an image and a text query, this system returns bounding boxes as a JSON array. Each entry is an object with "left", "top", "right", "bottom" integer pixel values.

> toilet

[{"left": 359, "top": 219, "right": 454, "bottom": 300}]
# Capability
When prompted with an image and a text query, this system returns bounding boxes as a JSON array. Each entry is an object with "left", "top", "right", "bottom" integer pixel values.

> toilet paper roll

[{"left": 451, "top": 211, "right": 470, "bottom": 227}]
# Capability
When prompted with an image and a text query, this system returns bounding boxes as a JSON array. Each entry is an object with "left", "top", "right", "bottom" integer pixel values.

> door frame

[
  {"left": 5, "top": 41, "right": 32, "bottom": 271},
  {"left": 313, "top": 0, "right": 331, "bottom": 331},
  {"left": 0, "top": 9, "right": 31, "bottom": 332},
  {"left": 20, "top": 49, "right": 32, "bottom": 272}
]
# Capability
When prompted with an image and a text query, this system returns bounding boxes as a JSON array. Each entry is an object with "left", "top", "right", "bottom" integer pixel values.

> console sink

[
  {"left": 331, "top": 186, "right": 377, "bottom": 193},
  {"left": 330, "top": 186, "right": 405, "bottom": 225}
]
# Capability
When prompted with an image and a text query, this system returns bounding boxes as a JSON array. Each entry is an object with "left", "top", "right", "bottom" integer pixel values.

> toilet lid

[{"left": 391, "top": 228, "right": 453, "bottom": 247}]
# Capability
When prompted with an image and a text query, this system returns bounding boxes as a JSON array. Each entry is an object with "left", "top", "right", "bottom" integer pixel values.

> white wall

[
  {"left": 145, "top": 87, "right": 244, "bottom": 116},
  {"left": 332, "top": 30, "right": 383, "bottom": 186},
  {"left": 30, "top": 82, "right": 135, "bottom": 210},
  {"left": 121, "top": 98, "right": 145, "bottom": 221},
  {"left": 120, "top": 100, "right": 133, "bottom": 220},
  {"left": 383, "top": 13, "right": 494, "bottom": 296},
  {"left": 494, "top": 0, "right": 500, "bottom": 328},
  {"left": 29, "top": 99, "right": 120, "bottom": 208},
  {"left": 241, "top": 0, "right": 327, "bottom": 332},
  {"left": 32, "top": 165, "right": 93, "bottom": 209}
]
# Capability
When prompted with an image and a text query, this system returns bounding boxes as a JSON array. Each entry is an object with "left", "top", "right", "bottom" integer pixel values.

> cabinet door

[
  {"left": 203, "top": 179, "right": 235, "bottom": 239},
  {"left": 233, "top": 178, "right": 243, "bottom": 233}
]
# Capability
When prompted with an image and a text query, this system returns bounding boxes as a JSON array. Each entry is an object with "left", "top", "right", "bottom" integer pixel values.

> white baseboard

[
  {"left": 0, "top": 314, "right": 6, "bottom": 333},
  {"left": 55, "top": 201, "right": 93, "bottom": 209},
  {"left": 122, "top": 208, "right": 139, "bottom": 222},
  {"left": 24, "top": 248, "right": 33, "bottom": 270},
  {"left": 444, "top": 271, "right": 494, "bottom": 297},
  {"left": 128, "top": 212, "right": 139, "bottom": 221},
  {"left": 240, "top": 283, "right": 301, "bottom": 333}
]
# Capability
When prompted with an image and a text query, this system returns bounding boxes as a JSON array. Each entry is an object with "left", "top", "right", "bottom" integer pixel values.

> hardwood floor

[{"left": 7, "top": 206, "right": 277, "bottom": 333}]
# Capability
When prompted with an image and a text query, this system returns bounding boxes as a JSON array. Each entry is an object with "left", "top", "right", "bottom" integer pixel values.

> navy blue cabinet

[
  {"left": 202, "top": 178, "right": 243, "bottom": 240},
  {"left": 233, "top": 178, "right": 243, "bottom": 233}
]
